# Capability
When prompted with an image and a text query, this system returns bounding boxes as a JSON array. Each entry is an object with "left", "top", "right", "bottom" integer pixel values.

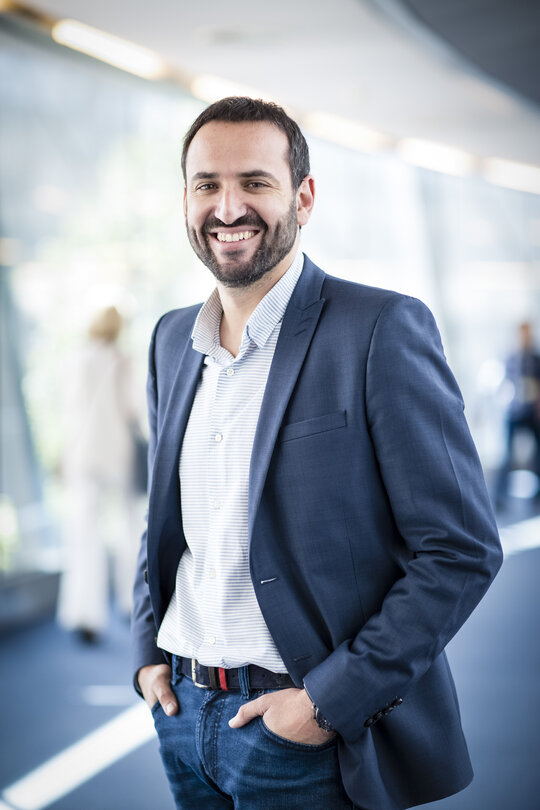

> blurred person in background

[
  {"left": 495, "top": 321, "right": 540, "bottom": 507},
  {"left": 132, "top": 97, "right": 502, "bottom": 810},
  {"left": 57, "top": 305, "right": 145, "bottom": 643}
]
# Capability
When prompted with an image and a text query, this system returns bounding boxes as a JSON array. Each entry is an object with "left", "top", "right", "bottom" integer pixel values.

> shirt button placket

[{"left": 210, "top": 424, "right": 223, "bottom": 526}]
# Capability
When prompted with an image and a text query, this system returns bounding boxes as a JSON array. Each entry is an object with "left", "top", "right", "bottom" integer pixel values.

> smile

[{"left": 215, "top": 231, "right": 257, "bottom": 243}]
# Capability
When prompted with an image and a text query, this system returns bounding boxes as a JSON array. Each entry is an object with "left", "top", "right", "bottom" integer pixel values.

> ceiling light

[
  {"left": 190, "top": 74, "right": 274, "bottom": 104},
  {"left": 482, "top": 158, "right": 540, "bottom": 195},
  {"left": 51, "top": 19, "right": 167, "bottom": 79},
  {"left": 303, "top": 112, "right": 389, "bottom": 153},
  {"left": 396, "top": 138, "right": 476, "bottom": 176}
]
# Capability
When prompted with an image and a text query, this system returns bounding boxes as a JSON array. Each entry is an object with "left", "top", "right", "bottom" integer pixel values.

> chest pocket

[{"left": 279, "top": 410, "right": 347, "bottom": 443}]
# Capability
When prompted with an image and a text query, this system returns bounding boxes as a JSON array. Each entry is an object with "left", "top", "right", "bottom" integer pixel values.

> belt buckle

[{"left": 191, "top": 658, "right": 211, "bottom": 689}]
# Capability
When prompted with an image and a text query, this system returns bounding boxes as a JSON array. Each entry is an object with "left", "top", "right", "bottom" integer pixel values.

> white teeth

[{"left": 216, "top": 230, "right": 255, "bottom": 242}]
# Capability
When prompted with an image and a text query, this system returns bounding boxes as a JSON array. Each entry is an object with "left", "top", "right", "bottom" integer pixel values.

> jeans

[{"left": 152, "top": 658, "right": 357, "bottom": 809}]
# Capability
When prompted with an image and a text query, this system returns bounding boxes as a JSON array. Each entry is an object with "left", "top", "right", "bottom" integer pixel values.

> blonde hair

[{"left": 88, "top": 306, "right": 122, "bottom": 342}]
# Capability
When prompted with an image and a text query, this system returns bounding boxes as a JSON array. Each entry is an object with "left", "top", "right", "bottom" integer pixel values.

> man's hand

[
  {"left": 138, "top": 664, "right": 178, "bottom": 716},
  {"left": 229, "top": 687, "right": 336, "bottom": 745}
]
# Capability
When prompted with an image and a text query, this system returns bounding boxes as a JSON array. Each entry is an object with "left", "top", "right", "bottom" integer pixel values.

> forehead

[{"left": 185, "top": 120, "right": 290, "bottom": 179}]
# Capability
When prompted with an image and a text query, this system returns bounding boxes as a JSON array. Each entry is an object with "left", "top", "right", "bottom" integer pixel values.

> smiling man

[
  {"left": 184, "top": 120, "right": 303, "bottom": 292},
  {"left": 132, "top": 97, "right": 502, "bottom": 810}
]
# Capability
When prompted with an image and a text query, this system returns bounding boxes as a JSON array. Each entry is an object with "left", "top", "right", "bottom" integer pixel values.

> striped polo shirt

[{"left": 157, "top": 251, "right": 304, "bottom": 671}]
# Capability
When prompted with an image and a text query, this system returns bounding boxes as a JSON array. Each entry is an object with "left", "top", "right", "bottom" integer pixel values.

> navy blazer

[{"left": 132, "top": 256, "right": 502, "bottom": 810}]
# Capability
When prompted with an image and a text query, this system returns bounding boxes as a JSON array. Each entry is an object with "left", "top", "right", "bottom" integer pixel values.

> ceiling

[
  {"left": 11, "top": 0, "right": 540, "bottom": 166},
  {"left": 399, "top": 0, "right": 540, "bottom": 109}
]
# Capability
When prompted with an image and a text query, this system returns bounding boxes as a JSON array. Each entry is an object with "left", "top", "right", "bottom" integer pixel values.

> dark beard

[{"left": 186, "top": 199, "right": 298, "bottom": 288}]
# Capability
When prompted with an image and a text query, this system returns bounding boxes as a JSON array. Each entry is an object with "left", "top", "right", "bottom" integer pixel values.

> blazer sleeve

[
  {"left": 303, "top": 295, "right": 503, "bottom": 742},
  {"left": 131, "top": 318, "right": 169, "bottom": 692}
]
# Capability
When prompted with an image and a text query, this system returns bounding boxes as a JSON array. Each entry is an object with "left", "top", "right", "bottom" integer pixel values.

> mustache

[{"left": 203, "top": 214, "right": 267, "bottom": 233}]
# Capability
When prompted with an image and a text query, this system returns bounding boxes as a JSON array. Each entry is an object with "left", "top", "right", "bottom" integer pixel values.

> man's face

[{"left": 183, "top": 120, "right": 311, "bottom": 288}]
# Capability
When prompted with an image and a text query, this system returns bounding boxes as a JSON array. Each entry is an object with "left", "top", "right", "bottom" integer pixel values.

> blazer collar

[{"left": 248, "top": 255, "right": 326, "bottom": 534}]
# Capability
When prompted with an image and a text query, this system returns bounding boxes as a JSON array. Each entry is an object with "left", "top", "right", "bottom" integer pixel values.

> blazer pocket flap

[{"left": 280, "top": 410, "right": 347, "bottom": 442}]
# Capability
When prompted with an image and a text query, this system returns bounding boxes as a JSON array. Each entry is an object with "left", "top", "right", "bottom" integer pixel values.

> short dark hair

[{"left": 181, "top": 97, "right": 310, "bottom": 190}]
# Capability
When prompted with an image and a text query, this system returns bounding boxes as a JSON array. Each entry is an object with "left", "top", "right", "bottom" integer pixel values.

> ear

[
  {"left": 296, "top": 175, "right": 315, "bottom": 226},
  {"left": 183, "top": 186, "right": 187, "bottom": 217}
]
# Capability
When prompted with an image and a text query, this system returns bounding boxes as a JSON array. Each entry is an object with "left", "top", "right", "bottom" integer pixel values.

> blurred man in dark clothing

[{"left": 496, "top": 322, "right": 540, "bottom": 504}]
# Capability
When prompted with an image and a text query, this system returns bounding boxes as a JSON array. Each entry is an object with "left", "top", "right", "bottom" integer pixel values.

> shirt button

[
  {"left": 209, "top": 569, "right": 216, "bottom": 579},
  {"left": 209, "top": 635, "right": 216, "bottom": 645},
  {"left": 212, "top": 499, "right": 221, "bottom": 510},
  {"left": 225, "top": 367, "right": 235, "bottom": 377},
  {"left": 214, "top": 432, "right": 223, "bottom": 443}
]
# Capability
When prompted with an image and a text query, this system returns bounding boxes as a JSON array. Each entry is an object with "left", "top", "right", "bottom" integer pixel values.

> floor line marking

[
  {"left": 81, "top": 684, "right": 138, "bottom": 706},
  {"left": 2, "top": 702, "right": 156, "bottom": 810}
]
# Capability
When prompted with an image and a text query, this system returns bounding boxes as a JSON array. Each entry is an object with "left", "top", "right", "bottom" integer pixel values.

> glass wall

[
  {"left": 1, "top": 16, "right": 539, "bottom": 592},
  {"left": 303, "top": 137, "right": 540, "bottom": 467},
  {"left": 0, "top": 19, "right": 208, "bottom": 578}
]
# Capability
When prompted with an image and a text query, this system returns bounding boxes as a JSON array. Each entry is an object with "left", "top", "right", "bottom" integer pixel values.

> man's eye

[
  {"left": 196, "top": 183, "right": 216, "bottom": 191},
  {"left": 246, "top": 181, "right": 267, "bottom": 188}
]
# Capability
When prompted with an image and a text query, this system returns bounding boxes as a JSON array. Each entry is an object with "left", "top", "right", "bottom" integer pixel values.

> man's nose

[{"left": 214, "top": 188, "right": 248, "bottom": 225}]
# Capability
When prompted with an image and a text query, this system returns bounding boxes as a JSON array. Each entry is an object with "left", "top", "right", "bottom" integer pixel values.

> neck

[{"left": 217, "top": 246, "right": 298, "bottom": 357}]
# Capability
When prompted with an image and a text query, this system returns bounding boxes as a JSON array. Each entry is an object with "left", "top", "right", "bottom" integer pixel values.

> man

[
  {"left": 495, "top": 321, "right": 540, "bottom": 505},
  {"left": 132, "top": 97, "right": 502, "bottom": 810}
]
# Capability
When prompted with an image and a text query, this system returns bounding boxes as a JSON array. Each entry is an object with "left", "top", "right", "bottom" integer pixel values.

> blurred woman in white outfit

[{"left": 57, "top": 306, "right": 144, "bottom": 642}]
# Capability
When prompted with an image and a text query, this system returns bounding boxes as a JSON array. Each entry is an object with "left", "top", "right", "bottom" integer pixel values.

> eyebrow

[
  {"left": 189, "top": 170, "right": 279, "bottom": 182},
  {"left": 237, "top": 171, "right": 278, "bottom": 181},
  {"left": 190, "top": 172, "right": 218, "bottom": 181}
]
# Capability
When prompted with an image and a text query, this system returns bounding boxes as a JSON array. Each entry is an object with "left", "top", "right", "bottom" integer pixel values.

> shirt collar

[{"left": 191, "top": 250, "right": 304, "bottom": 359}]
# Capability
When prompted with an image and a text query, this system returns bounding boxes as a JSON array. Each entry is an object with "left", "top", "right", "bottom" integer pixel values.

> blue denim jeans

[{"left": 152, "top": 658, "right": 357, "bottom": 809}]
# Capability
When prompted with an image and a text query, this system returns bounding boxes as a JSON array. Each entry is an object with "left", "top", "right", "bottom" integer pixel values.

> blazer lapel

[
  {"left": 147, "top": 322, "right": 204, "bottom": 616},
  {"left": 248, "top": 257, "right": 326, "bottom": 535}
]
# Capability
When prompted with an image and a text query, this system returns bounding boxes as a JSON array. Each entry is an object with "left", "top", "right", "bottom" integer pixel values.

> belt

[{"left": 176, "top": 656, "right": 295, "bottom": 691}]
